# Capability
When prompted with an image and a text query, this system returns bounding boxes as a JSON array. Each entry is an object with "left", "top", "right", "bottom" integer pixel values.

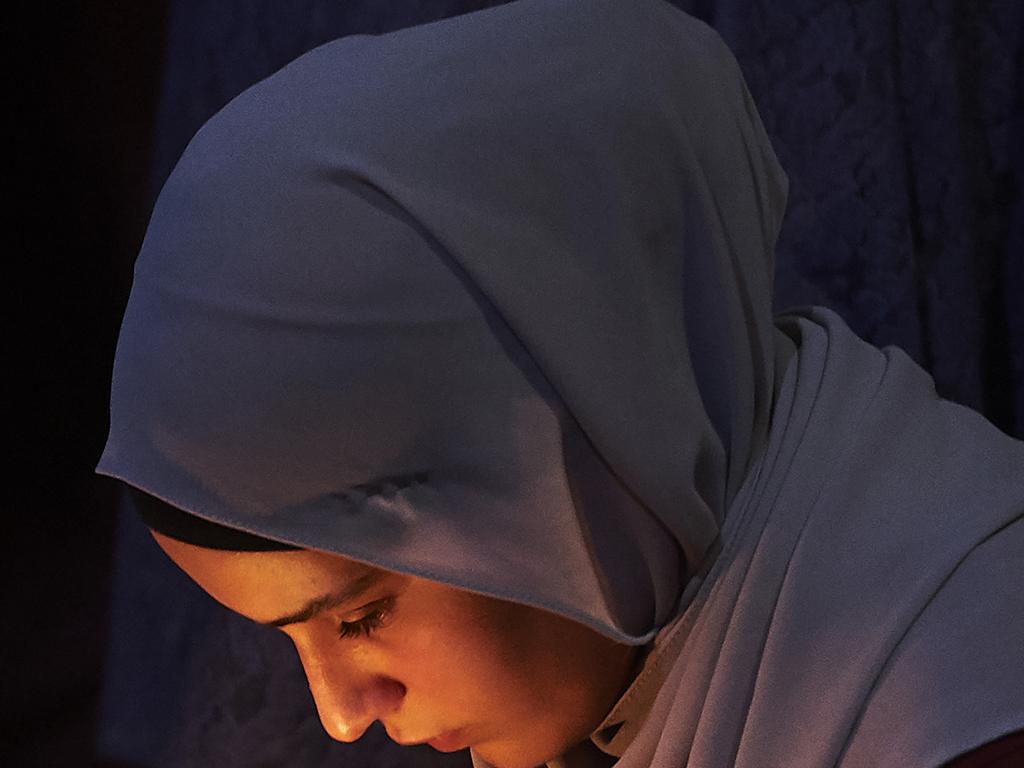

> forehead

[{"left": 150, "top": 530, "right": 377, "bottom": 621}]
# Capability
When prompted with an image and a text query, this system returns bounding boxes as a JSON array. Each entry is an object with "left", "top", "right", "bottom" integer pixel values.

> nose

[{"left": 292, "top": 635, "right": 407, "bottom": 742}]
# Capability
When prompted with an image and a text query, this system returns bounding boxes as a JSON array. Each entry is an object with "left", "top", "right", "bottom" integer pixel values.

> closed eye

[{"left": 336, "top": 598, "right": 394, "bottom": 640}]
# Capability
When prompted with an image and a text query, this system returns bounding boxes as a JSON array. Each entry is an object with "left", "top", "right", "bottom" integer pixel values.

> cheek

[
  {"left": 392, "top": 591, "right": 551, "bottom": 710},
  {"left": 443, "top": 598, "right": 631, "bottom": 720}
]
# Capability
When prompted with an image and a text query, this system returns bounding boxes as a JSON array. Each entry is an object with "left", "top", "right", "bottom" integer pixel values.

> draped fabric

[
  {"left": 94, "top": 1, "right": 1015, "bottom": 768},
  {"left": 575, "top": 306, "right": 1022, "bottom": 767}
]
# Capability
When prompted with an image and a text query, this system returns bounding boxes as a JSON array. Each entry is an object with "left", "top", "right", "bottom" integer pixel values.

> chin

[{"left": 473, "top": 741, "right": 554, "bottom": 768}]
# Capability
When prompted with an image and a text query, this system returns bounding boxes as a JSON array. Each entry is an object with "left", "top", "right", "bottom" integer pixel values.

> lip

[{"left": 425, "top": 728, "right": 467, "bottom": 753}]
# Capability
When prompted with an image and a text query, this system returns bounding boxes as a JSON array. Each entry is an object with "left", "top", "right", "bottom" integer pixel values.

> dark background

[{"left": 10, "top": 0, "right": 1021, "bottom": 766}]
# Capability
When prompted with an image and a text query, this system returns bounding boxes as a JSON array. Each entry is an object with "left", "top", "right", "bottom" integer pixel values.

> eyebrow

[{"left": 261, "top": 570, "right": 387, "bottom": 628}]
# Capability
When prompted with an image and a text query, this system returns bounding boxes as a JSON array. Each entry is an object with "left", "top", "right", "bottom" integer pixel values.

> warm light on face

[{"left": 150, "top": 531, "right": 639, "bottom": 768}]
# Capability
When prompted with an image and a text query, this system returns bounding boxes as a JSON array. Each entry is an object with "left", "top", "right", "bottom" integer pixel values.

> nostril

[{"left": 364, "top": 676, "right": 407, "bottom": 715}]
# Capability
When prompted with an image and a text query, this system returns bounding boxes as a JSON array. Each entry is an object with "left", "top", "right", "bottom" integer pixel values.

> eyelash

[{"left": 336, "top": 599, "right": 393, "bottom": 640}]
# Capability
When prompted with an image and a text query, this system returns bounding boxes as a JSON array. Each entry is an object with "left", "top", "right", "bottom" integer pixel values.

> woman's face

[{"left": 151, "top": 531, "right": 640, "bottom": 768}]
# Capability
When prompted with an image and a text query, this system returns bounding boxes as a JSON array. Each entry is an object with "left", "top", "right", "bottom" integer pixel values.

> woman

[{"left": 97, "top": 0, "right": 1023, "bottom": 766}]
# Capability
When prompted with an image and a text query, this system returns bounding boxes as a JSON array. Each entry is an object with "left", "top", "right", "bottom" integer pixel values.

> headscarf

[{"left": 96, "top": 0, "right": 1024, "bottom": 765}]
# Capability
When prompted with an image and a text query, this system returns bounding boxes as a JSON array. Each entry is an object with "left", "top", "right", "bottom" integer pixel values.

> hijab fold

[{"left": 97, "top": 0, "right": 1024, "bottom": 765}]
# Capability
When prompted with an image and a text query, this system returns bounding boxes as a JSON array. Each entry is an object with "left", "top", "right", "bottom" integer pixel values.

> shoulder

[{"left": 840, "top": 517, "right": 1024, "bottom": 768}]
